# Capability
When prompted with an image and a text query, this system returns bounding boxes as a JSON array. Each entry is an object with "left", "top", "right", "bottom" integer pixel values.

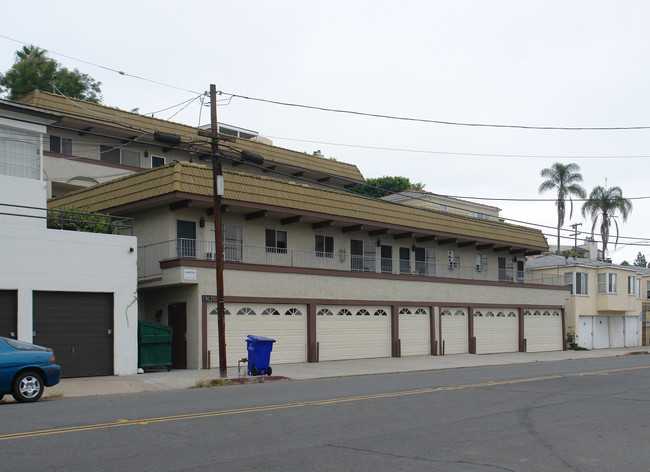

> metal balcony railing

[{"left": 137, "top": 238, "right": 567, "bottom": 287}]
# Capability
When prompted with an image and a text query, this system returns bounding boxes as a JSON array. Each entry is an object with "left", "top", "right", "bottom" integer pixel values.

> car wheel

[{"left": 12, "top": 371, "right": 44, "bottom": 403}]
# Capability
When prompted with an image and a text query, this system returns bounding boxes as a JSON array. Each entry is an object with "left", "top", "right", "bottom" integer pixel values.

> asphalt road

[{"left": 1, "top": 355, "right": 649, "bottom": 471}]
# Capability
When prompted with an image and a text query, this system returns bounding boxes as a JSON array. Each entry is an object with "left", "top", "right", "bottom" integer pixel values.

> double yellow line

[{"left": 1, "top": 365, "right": 648, "bottom": 441}]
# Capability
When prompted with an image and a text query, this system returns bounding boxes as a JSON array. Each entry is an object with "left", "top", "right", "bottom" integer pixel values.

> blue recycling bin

[{"left": 246, "top": 334, "right": 276, "bottom": 376}]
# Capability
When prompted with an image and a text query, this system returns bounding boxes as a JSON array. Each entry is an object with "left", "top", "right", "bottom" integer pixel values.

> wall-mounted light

[
  {"left": 144, "top": 150, "right": 149, "bottom": 158},
  {"left": 411, "top": 244, "right": 416, "bottom": 252},
  {"left": 376, "top": 239, "right": 381, "bottom": 247},
  {"left": 199, "top": 217, "right": 205, "bottom": 228}
]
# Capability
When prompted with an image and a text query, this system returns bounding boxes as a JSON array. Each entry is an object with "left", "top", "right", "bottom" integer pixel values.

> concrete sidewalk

[{"left": 49, "top": 347, "right": 647, "bottom": 399}]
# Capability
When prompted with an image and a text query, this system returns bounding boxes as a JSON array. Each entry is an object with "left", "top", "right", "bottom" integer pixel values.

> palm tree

[
  {"left": 581, "top": 186, "right": 632, "bottom": 260},
  {"left": 15, "top": 45, "right": 47, "bottom": 62},
  {"left": 538, "top": 162, "right": 586, "bottom": 254}
]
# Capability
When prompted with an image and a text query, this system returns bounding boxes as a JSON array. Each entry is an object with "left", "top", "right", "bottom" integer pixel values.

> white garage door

[
  {"left": 612, "top": 316, "right": 625, "bottom": 347},
  {"left": 474, "top": 309, "right": 518, "bottom": 354},
  {"left": 316, "top": 306, "right": 391, "bottom": 361},
  {"left": 207, "top": 303, "right": 307, "bottom": 367},
  {"left": 593, "top": 316, "right": 610, "bottom": 349},
  {"left": 440, "top": 308, "right": 468, "bottom": 355},
  {"left": 524, "top": 310, "right": 563, "bottom": 352},
  {"left": 579, "top": 316, "right": 593, "bottom": 349},
  {"left": 625, "top": 316, "right": 640, "bottom": 347},
  {"left": 399, "top": 307, "right": 430, "bottom": 356}
]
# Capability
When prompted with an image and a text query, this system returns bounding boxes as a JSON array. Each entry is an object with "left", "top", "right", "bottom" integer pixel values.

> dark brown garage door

[
  {"left": 0, "top": 290, "right": 17, "bottom": 338},
  {"left": 33, "top": 291, "right": 113, "bottom": 378}
]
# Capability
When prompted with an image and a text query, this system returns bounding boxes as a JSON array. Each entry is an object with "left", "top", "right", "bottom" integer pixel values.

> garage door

[
  {"left": 33, "top": 291, "right": 114, "bottom": 378},
  {"left": 593, "top": 316, "right": 610, "bottom": 349},
  {"left": 398, "top": 307, "right": 430, "bottom": 356},
  {"left": 612, "top": 316, "right": 625, "bottom": 347},
  {"left": 316, "top": 306, "right": 391, "bottom": 361},
  {"left": 440, "top": 308, "right": 468, "bottom": 355},
  {"left": 524, "top": 310, "right": 562, "bottom": 352},
  {"left": 578, "top": 316, "right": 593, "bottom": 349},
  {"left": 625, "top": 316, "right": 640, "bottom": 347},
  {"left": 0, "top": 290, "right": 17, "bottom": 338},
  {"left": 207, "top": 303, "right": 307, "bottom": 367},
  {"left": 474, "top": 309, "right": 518, "bottom": 354}
]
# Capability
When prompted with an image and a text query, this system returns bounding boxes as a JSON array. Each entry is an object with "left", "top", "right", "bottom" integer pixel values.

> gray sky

[{"left": 1, "top": 1, "right": 649, "bottom": 263}]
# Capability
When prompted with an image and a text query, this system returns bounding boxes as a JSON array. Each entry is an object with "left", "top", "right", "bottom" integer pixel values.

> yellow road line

[{"left": 1, "top": 364, "right": 648, "bottom": 441}]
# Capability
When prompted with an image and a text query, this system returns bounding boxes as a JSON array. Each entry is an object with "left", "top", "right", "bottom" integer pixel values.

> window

[
  {"left": 448, "top": 250, "right": 460, "bottom": 269},
  {"left": 0, "top": 125, "right": 40, "bottom": 179},
  {"left": 415, "top": 248, "right": 436, "bottom": 276},
  {"left": 100, "top": 145, "right": 140, "bottom": 166},
  {"left": 223, "top": 224, "right": 243, "bottom": 261},
  {"left": 628, "top": 276, "right": 641, "bottom": 297},
  {"left": 265, "top": 229, "right": 287, "bottom": 253},
  {"left": 351, "top": 240, "right": 376, "bottom": 272},
  {"left": 597, "top": 273, "right": 617, "bottom": 293},
  {"left": 399, "top": 247, "right": 411, "bottom": 274},
  {"left": 151, "top": 155, "right": 166, "bottom": 168},
  {"left": 50, "top": 135, "right": 72, "bottom": 155},
  {"left": 176, "top": 220, "right": 196, "bottom": 258},
  {"left": 565, "top": 272, "right": 588, "bottom": 295},
  {"left": 498, "top": 257, "right": 514, "bottom": 282},
  {"left": 315, "top": 235, "right": 334, "bottom": 258},
  {"left": 476, "top": 254, "right": 488, "bottom": 272},
  {"left": 468, "top": 211, "right": 491, "bottom": 220},
  {"left": 380, "top": 245, "right": 393, "bottom": 273},
  {"left": 517, "top": 260, "right": 525, "bottom": 282},
  {"left": 647, "top": 280, "right": 650, "bottom": 299},
  {"left": 440, "top": 205, "right": 448, "bottom": 212}
]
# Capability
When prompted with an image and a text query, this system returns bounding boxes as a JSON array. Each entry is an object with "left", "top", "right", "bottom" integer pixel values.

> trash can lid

[{"left": 246, "top": 334, "right": 276, "bottom": 343}]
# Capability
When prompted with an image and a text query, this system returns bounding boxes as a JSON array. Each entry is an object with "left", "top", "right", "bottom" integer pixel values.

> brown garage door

[
  {"left": 33, "top": 291, "right": 113, "bottom": 378},
  {"left": 0, "top": 290, "right": 17, "bottom": 338}
]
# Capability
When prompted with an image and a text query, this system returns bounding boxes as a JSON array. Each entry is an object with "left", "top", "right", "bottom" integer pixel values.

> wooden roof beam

[
  {"left": 312, "top": 220, "right": 334, "bottom": 229},
  {"left": 458, "top": 241, "right": 477, "bottom": 248},
  {"left": 169, "top": 200, "right": 191, "bottom": 211},
  {"left": 205, "top": 205, "right": 228, "bottom": 216},
  {"left": 476, "top": 244, "right": 494, "bottom": 250},
  {"left": 342, "top": 224, "right": 363, "bottom": 233},
  {"left": 437, "top": 238, "right": 457, "bottom": 245},
  {"left": 317, "top": 176, "right": 331, "bottom": 183},
  {"left": 416, "top": 235, "right": 437, "bottom": 243},
  {"left": 281, "top": 215, "right": 303, "bottom": 226},
  {"left": 245, "top": 210, "right": 267, "bottom": 221},
  {"left": 494, "top": 246, "right": 512, "bottom": 252},
  {"left": 394, "top": 232, "right": 414, "bottom": 240},
  {"left": 369, "top": 228, "right": 389, "bottom": 236},
  {"left": 510, "top": 248, "right": 526, "bottom": 255}
]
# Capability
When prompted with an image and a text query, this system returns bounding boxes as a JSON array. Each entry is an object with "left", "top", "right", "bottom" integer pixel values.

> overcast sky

[{"left": 1, "top": 1, "right": 649, "bottom": 264}]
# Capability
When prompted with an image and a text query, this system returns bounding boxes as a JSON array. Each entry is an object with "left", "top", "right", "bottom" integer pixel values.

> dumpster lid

[{"left": 246, "top": 334, "right": 276, "bottom": 343}]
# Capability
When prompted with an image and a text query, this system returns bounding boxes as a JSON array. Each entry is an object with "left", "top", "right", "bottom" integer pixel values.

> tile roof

[
  {"left": 526, "top": 254, "right": 647, "bottom": 273},
  {"left": 17, "top": 90, "right": 364, "bottom": 182},
  {"left": 49, "top": 162, "right": 549, "bottom": 250}
]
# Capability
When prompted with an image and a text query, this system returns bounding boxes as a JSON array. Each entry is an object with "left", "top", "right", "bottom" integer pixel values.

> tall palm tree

[
  {"left": 15, "top": 45, "right": 47, "bottom": 62},
  {"left": 538, "top": 162, "right": 586, "bottom": 254},
  {"left": 581, "top": 185, "right": 632, "bottom": 260}
]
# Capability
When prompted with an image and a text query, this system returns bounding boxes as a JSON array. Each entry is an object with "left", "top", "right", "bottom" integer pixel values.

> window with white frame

[
  {"left": 0, "top": 125, "right": 41, "bottom": 179},
  {"left": 100, "top": 145, "right": 140, "bottom": 167},
  {"left": 476, "top": 254, "right": 488, "bottom": 272},
  {"left": 628, "top": 276, "right": 642, "bottom": 297},
  {"left": 151, "top": 155, "right": 166, "bottom": 168},
  {"left": 351, "top": 240, "right": 376, "bottom": 272},
  {"left": 468, "top": 211, "right": 491, "bottom": 220},
  {"left": 448, "top": 250, "right": 460, "bottom": 269},
  {"left": 565, "top": 272, "right": 588, "bottom": 295},
  {"left": 49, "top": 135, "right": 72, "bottom": 155},
  {"left": 315, "top": 235, "right": 334, "bottom": 258},
  {"left": 223, "top": 224, "right": 243, "bottom": 261},
  {"left": 498, "top": 257, "right": 514, "bottom": 282},
  {"left": 414, "top": 247, "right": 435, "bottom": 276},
  {"left": 597, "top": 272, "right": 617, "bottom": 293},
  {"left": 265, "top": 229, "right": 287, "bottom": 253}
]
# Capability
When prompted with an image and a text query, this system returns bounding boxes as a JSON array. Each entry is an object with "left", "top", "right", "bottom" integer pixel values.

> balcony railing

[{"left": 138, "top": 238, "right": 566, "bottom": 287}]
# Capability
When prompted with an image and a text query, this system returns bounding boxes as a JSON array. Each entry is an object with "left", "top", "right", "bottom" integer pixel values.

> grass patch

[
  {"left": 190, "top": 379, "right": 209, "bottom": 389},
  {"left": 622, "top": 351, "right": 650, "bottom": 356},
  {"left": 568, "top": 346, "right": 590, "bottom": 351},
  {"left": 209, "top": 379, "right": 233, "bottom": 387}
]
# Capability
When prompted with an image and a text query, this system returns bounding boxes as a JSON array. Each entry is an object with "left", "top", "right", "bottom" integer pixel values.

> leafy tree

[
  {"left": 581, "top": 186, "right": 632, "bottom": 260},
  {"left": 0, "top": 44, "right": 102, "bottom": 102},
  {"left": 538, "top": 162, "right": 586, "bottom": 254},
  {"left": 621, "top": 260, "right": 630, "bottom": 266},
  {"left": 633, "top": 252, "right": 647, "bottom": 267},
  {"left": 348, "top": 176, "right": 425, "bottom": 198},
  {"left": 47, "top": 207, "right": 114, "bottom": 234}
]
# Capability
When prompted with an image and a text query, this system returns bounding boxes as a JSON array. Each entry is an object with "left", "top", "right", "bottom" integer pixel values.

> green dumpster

[{"left": 138, "top": 320, "right": 173, "bottom": 371}]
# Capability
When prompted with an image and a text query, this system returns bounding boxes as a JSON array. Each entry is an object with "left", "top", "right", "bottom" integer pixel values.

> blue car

[{"left": 0, "top": 336, "right": 61, "bottom": 403}]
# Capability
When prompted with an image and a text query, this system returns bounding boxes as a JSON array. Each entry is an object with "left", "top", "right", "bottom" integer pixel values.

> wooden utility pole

[
  {"left": 210, "top": 84, "right": 227, "bottom": 376},
  {"left": 570, "top": 222, "right": 582, "bottom": 253}
]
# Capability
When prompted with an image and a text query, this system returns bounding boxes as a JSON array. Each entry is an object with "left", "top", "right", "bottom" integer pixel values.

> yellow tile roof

[
  {"left": 18, "top": 90, "right": 364, "bottom": 182},
  {"left": 49, "top": 162, "right": 549, "bottom": 250}
]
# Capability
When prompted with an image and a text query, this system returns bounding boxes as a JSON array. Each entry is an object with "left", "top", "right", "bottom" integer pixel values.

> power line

[
  {"left": 221, "top": 91, "right": 650, "bottom": 131},
  {"left": 266, "top": 135, "right": 650, "bottom": 160}
]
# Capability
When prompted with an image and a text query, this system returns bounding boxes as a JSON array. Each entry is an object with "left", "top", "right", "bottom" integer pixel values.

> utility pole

[
  {"left": 570, "top": 222, "right": 582, "bottom": 253},
  {"left": 209, "top": 84, "right": 227, "bottom": 376}
]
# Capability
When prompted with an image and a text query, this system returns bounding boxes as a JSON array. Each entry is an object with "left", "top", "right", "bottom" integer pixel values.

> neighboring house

[
  {"left": 640, "top": 268, "right": 650, "bottom": 346},
  {"left": 0, "top": 100, "right": 138, "bottom": 377},
  {"left": 17, "top": 90, "right": 365, "bottom": 198},
  {"left": 49, "top": 161, "right": 570, "bottom": 370},
  {"left": 526, "top": 255, "right": 643, "bottom": 349},
  {"left": 383, "top": 189, "right": 501, "bottom": 220}
]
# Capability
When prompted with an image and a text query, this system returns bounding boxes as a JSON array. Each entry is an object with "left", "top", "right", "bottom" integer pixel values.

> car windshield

[{"left": 0, "top": 336, "right": 49, "bottom": 351}]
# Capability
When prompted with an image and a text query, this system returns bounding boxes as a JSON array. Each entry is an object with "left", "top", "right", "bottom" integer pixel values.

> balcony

[{"left": 138, "top": 238, "right": 565, "bottom": 287}]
